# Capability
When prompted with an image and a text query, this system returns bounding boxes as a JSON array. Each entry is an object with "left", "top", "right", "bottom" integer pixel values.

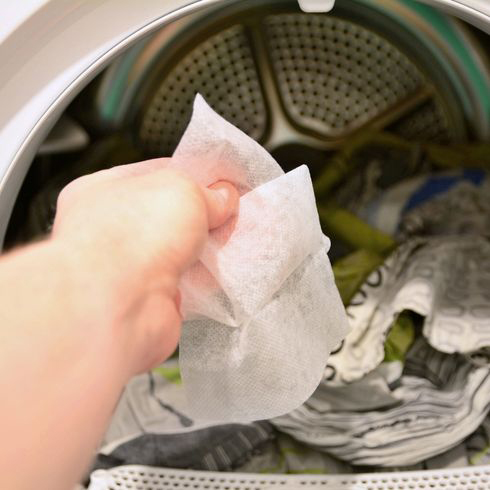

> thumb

[{"left": 202, "top": 181, "right": 240, "bottom": 229}]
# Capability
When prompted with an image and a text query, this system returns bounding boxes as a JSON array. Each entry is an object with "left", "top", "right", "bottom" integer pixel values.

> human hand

[{"left": 52, "top": 158, "right": 239, "bottom": 377}]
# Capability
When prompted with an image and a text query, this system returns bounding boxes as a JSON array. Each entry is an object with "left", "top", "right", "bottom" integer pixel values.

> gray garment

[
  {"left": 398, "top": 179, "right": 490, "bottom": 240},
  {"left": 333, "top": 148, "right": 432, "bottom": 218},
  {"left": 327, "top": 235, "right": 490, "bottom": 387},
  {"left": 311, "top": 364, "right": 401, "bottom": 413},
  {"left": 466, "top": 416, "right": 490, "bottom": 466},
  {"left": 93, "top": 421, "right": 274, "bottom": 472},
  {"left": 96, "top": 363, "right": 276, "bottom": 474},
  {"left": 103, "top": 366, "right": 207, "bottom": 448},
  {"left": 424, "top": 444, "right": 469, "bottom": 470},
  {"left": 392, "top": 414, "right": 490, "bottom": 470},
  {"left": 235, "top": 433, "right": 352, "bottom": 475},
  {"left": 273, "top": 339, "right": 490, "bottom": 467}
]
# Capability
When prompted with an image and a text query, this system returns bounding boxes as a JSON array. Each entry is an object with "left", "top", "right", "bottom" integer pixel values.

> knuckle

[
  {"left": 161, "top": 170, "right": 204, "bottom": 203},
  {"left": 56, "top": 182, "right": 75, "bottom": 208},
  {"left": 56, "top": 176, "right": 90, "bottom": 211}
]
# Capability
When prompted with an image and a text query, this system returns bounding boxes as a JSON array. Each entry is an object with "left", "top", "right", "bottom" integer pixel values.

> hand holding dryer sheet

[{"left": 167, "top": 95, "right": 348, "bottom": 422}]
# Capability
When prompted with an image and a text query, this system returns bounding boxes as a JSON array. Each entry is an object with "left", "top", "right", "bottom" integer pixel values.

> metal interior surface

[{"left": 135, "top": 0, "right": 470, "bottom": 158}]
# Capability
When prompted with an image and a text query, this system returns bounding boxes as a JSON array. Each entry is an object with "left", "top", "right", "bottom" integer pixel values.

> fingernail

[{"left": 214, "top": 186, "right": 230, "bottom": 205}]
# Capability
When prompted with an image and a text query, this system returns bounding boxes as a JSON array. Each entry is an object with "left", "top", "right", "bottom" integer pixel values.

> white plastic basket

[{"left": 87, "top": 465, "right": 490, "bottom": 490}]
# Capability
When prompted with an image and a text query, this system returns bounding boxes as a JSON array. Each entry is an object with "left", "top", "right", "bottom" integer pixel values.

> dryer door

[{"left": 419, "top": 0, "right": 490, "bottom": 33}]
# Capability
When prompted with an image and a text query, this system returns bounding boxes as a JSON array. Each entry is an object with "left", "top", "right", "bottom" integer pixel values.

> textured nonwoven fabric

[{"left": 167, "top": 94, "right": 348, "bottom": 422}]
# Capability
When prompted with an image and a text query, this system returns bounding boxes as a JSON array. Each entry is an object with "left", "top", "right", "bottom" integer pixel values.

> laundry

[
  {"left": 318, "top": 204, "right": 396, "bottom": 256},
  {"left": 93, "top": 422, "right": 274, "bottom": 473},
  {"left": 373, "top": 413, "right": 490, "bottom": 470},
  {"left": 314, "top": 131, "right": 432, "bottom": 204},
  {"left": 272, "top": 338, "right": 490, "bottom": 466},
  {"left": 355, "top": 169, "right": 489, "bottom": 237},
  {"left": 90, "top": 128, "right": 490, "bottom": 478},
  {"left": 92, "top": 359, "right": 277, "bottom": 477},
  {"left": 318, "top": 159, "right": 490, "bottom": 384},
  {"left": 92, "top": 351, "right": 490, "bottom": 475},
  {"left": 398, "top": 174, "right": 490, "bottom": 240},
  {"left": 313, "top": 130, "right": 490, "bottom": 242},
  {"left": 314, "top": 131, "right": 490, "bottom": 209},
  {"left": 324, "top": 238, "right": 422, "bottom": 384},
  {"left": 95, "top": 357, "right": 351, "bottom": 476},
  {"left": 332, "top": 248, "right": 387, "bottom": 305},
  {"left": 313, "top": 362, "right": 401, "bottom": 412},
  {"left": 270, "top": 150, "right": 490, "bottom": 469},
  {"left": 235, "top": 432, "right": 352, "bottom": 475},
  {"left": 383, "top": 311, "right": 416, "bottom": 364},
  {"left": 325, "top": 234, "right": 490, "bottom": 385},
  {"left": 467, "top": 416, "right": 490, "bottom": 466},
  {"left": 101, "top": 359, "right": 211, "bottom": 449}
]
